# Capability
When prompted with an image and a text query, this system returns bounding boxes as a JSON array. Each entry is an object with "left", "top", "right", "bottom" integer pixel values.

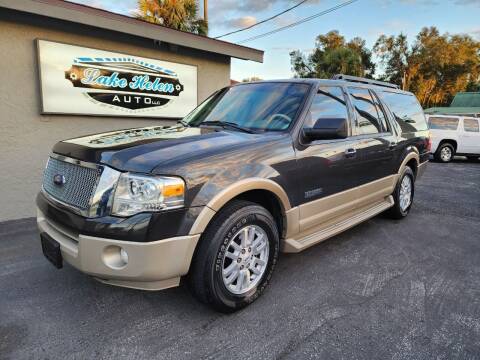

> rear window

[
  {"left": 429, "top": 117, "right": 459, "bottom": 130},
  {"left": 464, "top": 118, "right": 479, "bottom": 132},
  {"left": 378, "top": 91, "right": 428, "bottom": 132}
]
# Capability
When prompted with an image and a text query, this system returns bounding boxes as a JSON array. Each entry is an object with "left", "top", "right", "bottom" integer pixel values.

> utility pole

[{"left": 203, "top": 0, "right": 208, "bottom": 23}]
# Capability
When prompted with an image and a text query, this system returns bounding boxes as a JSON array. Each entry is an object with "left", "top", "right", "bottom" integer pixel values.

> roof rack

[{"left": 331, "top": 74, "right": 400, "bottom": 89}]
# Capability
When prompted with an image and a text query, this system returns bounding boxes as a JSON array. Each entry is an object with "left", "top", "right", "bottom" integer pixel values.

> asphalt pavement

[{"left": 1, "top": 160, "right": 479, "bottom": 360}]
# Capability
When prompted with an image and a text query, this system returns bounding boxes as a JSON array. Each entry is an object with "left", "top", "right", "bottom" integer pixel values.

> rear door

[
  {"left": 346, "top": 87, "right": 398, "bottom": 184},
  {"left": 461, "top": 118, "right": 480, "bottom": 154}
]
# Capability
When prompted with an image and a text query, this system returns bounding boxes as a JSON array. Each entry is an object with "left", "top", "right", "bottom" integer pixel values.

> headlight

[{"left": 112, "top": 173, "right": 185, "bottom": 216}]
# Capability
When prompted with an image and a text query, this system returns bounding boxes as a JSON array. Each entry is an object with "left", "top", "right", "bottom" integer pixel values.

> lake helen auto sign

[{"left": 37, "top": 40, "right": 198, "bottom": 118}]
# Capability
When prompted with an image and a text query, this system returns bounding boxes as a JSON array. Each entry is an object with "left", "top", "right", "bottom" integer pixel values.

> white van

[{"left": 427, "top": 115, "right": 480, "bottom": 162}]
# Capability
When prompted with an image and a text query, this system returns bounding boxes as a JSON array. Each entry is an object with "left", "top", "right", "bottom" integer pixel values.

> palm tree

[{"left": 136, "top": 0, "right": 208, "bottom": 36}]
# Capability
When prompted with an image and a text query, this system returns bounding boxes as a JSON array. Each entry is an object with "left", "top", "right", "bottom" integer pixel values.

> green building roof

[{"left": 450, "top": 92, "right": 480, "bottom": 107}]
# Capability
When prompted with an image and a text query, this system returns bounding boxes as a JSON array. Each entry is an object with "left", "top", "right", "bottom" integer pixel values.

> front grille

[{"left": 42, "top": 157, "right": 101, "bottom": 210}]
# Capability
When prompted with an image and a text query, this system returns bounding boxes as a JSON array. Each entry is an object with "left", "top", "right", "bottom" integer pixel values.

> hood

[{"left": 52, "top": 125, "right": 282, "bottom": 172}]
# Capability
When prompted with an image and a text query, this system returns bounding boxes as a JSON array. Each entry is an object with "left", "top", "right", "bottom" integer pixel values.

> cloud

[
  {"left": 470, "top": 28, "right": 480, "bottom": 39},
  {"left": 454, "top": 0, "right": 480, "bottom": 5},
  {"left": 211, "top": 0, "right": 301, "bottom": 14},
  {"left": 210, "top": 0, "right": 322, "bottom": 28},
  {"left": 367, "top": 19, "right": 413, "bottom": 38},
  {"left": 69, "top": 0, "right": 137, "bottom": 16},
  {"left": 221, "top": 12, "right": 298, "bottom": 29},
  {"left": 379, "top": 0, "right": 480, "bottom": 5},
  {"left": 210, "top": 0, "right": 325, "bottom": 18},
  {"left": 272, "top": 13, "right": 299, "bottom": 27},
  {"left": 270, "top": 46, "right": 315, "bottom": 52},
  {"left": 223, "top": 16, "right": 258, "bottom": 29},
  {"left": 376, "top": 0, "right": 439, "bottom": 5}
]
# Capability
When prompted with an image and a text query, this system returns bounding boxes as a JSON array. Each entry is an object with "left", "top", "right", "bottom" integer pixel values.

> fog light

[
  {"left": 120, "top": 248, "right": 129, "bottom": 264},
  {"left": 102, "top": 245, "right": 128, "bottom": 269}
]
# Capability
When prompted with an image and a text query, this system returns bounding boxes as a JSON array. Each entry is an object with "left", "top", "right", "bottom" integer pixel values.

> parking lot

[{"left": 1, "top": 160, "right": 479, "bottom": 360}]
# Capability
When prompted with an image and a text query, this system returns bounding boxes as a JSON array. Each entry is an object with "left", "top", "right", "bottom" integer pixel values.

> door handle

[{"left": 345, "top": 148, "right": 357, "bottom": 158}]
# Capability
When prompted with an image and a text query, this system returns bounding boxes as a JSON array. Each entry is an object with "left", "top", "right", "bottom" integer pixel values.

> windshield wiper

[
  {"left": 177, "top": 120, "right": 190, "bottom": 127},
  {"left": 199, "top": 120, "right": 255, "bottom": 134}
]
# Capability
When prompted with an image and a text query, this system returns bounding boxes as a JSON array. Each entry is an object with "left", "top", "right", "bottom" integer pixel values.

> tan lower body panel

[
  {"left": 37, "top": 208, "right": 200, "bottom": 291},
  {"left": 282, "top": 175, "right": 398, "bottom": 253},
  {"left": 298, "top": 175, "right": 397, "bottom": 232},
  {"left": 283, "top": 196, "right": 394, "bottom": 253}
]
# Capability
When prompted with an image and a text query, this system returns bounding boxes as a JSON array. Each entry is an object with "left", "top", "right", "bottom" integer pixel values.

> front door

[{"left": 294, "top": 86, "right": 361, "bottom": 232}]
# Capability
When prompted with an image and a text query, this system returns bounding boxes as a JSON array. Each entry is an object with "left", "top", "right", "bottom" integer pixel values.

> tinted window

[
  {"left": 429, "top": 117, "right": 459, "bottom": 130},
  {"left": 185, "top": 83, "right": 309, "bottom": 131},
  {"left": 371, "top": 91, "right": 390, "bottom": 132},
  {"left": 378, "top": 91, "right": 428, "bottom": 132},
  {"left": 304, "top": 86, "right": 348, "bottom": 128},
  {"left": 464, "top": 118, "right": 479, "bottom": 132},
  {"left": 348, "top": 87, "right": 382, "bottom": 135}
]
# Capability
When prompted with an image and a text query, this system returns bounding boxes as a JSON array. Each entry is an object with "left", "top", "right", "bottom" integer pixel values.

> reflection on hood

[{"left": 64, "top": 125, "right": 202, "bottom": 148}]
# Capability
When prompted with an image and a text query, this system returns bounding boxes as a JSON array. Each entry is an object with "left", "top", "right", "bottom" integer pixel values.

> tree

[
  {"left": 242, "top": 77, "right": 263, "bottom": 82},
  {"left": 347, "top": 37, "right": 376, "bottom": 77},
  {"left": 374, "top": 27, "right": 480, "bottom": 107},
  {"left": 136, "top": 0, "right": 208, "bottom": 35},
  {"left": 373, "top": 33, "right": 413, "bottom": 88},
  {"left": 290, "top": 30, "right": 375, "bottom": 79}
]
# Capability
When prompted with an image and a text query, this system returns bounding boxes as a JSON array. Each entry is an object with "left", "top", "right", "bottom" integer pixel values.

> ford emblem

[{"left": 53, "top": 174, "right": 66, "bottom": 186}]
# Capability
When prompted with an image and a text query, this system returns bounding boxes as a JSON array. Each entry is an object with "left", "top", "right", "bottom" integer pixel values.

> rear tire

[
  {"left": 434, "top": 143, "right": 455, "bottom": 163},
  {"left": 188, "top": 200, "right": 279, "bottom": 313},
  {"left": 385, "top": 166, "right": 415, "bottom": 220}
]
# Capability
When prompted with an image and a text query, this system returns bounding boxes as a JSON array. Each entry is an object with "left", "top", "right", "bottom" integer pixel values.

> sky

[{"left": 70, "top": 0, "right": 480, "bottom": 80}]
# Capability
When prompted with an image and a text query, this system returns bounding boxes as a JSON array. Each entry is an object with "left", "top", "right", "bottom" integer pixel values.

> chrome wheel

[
  {"left": 440, "top": 146, "right": 452, "bottom": 162},
  {"left": 222, "top": 225, "right": 269, "bottom": 295},
  {"left": 399, "top": 175, "right": 412, "bottom": 212}
]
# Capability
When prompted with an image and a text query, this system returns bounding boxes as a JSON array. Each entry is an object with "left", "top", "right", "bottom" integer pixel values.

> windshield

[{"left": 183, "top": 82, "right": 310, "bottom": 131}]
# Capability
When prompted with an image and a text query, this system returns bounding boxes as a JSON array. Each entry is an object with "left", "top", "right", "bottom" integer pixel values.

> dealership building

[{"left": 0, "top": 0, "right": 263, "bottom": 221}]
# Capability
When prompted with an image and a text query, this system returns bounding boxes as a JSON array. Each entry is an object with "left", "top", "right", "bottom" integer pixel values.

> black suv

[{"left": 37, "top": 75, "right": 430, "bottom": 312}]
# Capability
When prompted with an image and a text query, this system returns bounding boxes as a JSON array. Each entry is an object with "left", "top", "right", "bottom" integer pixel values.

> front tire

[
  {"left": 188, "top": 200, "right": 279, "bottom": 312},
  {"left": 435, "top": 143, "right": 455, "bottom": 163},
  {"left": 386, "top": 166, "right": 415, "bottom": 219}
]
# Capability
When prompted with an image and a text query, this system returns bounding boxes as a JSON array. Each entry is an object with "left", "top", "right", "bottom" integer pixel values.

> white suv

[{"left": 427, "top": 115, "right": 480, "bottom": 162}]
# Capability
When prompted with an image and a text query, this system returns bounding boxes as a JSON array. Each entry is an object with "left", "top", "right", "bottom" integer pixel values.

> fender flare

[
  {"left": 189, "top": 178, "right": 291, "bottom": 235},
  {"left": 398, "top": 150, "right": 419, "bottom": 177}
]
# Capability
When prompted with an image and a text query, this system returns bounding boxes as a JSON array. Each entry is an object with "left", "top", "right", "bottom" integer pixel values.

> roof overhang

[{"left": 0, "top": 0, "right": 264, "bottom": 63}]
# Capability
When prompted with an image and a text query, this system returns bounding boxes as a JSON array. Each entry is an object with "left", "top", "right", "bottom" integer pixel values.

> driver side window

[{"left": 304, "top": 86, "right": 349, "bottom": 128}]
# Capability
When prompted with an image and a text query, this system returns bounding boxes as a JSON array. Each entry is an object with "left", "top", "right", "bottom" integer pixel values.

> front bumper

[{"left": 37, "top": 208, "right": 200, "bottom": 290}]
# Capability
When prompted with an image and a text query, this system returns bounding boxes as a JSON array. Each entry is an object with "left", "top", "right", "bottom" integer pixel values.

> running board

[{"left": 282, "top": 196, "right": 394, "bottom": 253}]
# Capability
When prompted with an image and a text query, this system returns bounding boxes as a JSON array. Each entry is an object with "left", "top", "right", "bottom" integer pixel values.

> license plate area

[{"left": 41, "top": 233, "right": 63, "bottom": 269}]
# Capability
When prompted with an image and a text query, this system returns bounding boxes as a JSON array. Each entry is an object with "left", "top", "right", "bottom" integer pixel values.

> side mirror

[{"left": 303, "top": 117, "right": 348, "bottom": 141}]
